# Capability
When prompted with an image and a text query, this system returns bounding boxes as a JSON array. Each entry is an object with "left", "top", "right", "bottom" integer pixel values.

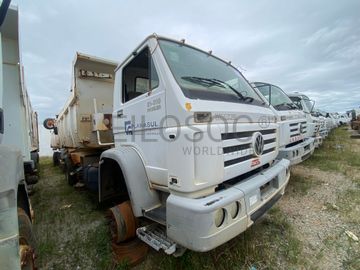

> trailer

[
  {"left": 47, "top": 35, "right": 291, "bottom": 256},
  {"left": 0, "top": 4, "right": 35, "bottom": 269},
  {"left": 252, "top": 83, "right": 315, "bottom": 165}
]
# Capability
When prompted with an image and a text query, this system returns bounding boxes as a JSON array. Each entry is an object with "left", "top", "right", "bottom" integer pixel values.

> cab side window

[{"left": 122, "top": 47, "right": 159, "bottom": 103}]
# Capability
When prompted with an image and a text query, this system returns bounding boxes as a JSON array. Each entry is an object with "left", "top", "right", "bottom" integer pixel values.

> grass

[
  {"left": 302, "top": 128, "right": 360, "bottom": 175},
  {"left": 32, "top": 157, "right": 113, "bottom": 269},
  {"left": 34, "top": 157, "right": 306, "bottom": 270},
  {"left": 32, "top": 126, "right": 360, "bottom": 270}
]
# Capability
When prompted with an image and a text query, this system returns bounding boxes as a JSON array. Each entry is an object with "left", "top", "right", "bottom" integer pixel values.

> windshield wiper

[
  {"left": 274, "top": 102, "right": 295, "bottom": 110},
  {"left": 210, "top": 78, "right": 254, "bottom": 102},
  {"left": 181, "top": 76, "right": 253, "bottom": 102},
  {"left": 181, "top": 76, "right": 225, "bottom": 89},
  {"left": 286, "top": 103, "right": 298, "bottom": 110}
]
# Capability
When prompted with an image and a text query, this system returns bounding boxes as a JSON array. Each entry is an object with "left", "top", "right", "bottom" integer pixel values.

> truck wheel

[
  {"left": 18, "top": 208, "right": 36, "bottom": 270},
  {"left": 107, "top": 201, "right": 137, "bottom": 243},
  {"left": 65, "top": 158, "right": 77, "bottom": 186},
  {"left": 52, "top": 152, "right": 60, "bottom": 166}
]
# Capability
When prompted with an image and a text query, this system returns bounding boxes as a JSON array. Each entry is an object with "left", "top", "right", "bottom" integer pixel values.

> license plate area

[{"left": 260, "top": 177, "right": 278, "bottom": 199}]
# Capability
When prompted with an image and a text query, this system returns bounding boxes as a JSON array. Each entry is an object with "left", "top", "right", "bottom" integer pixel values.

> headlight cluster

[{"left": 214, "top": 201, "right": 241, "bottom": 227}]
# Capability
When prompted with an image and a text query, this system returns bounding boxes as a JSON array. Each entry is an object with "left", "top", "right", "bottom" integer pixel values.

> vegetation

[{"left": 33, "top": 127, "right": 360, "bottom": 269}]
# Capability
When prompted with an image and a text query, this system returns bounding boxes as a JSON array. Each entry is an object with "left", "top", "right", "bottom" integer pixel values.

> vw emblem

[{"left": 252, "top": 132, "right": 264, "bottom": 156}]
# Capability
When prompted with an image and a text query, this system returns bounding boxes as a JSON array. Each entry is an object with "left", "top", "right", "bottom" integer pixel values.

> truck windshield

[
  {"left": 303, "top": 99, "right": 314, "bottom": 113},
  {"left": 253, "top": 82, "right": 297, "bottom": 111},
  {"left": 158, "top": 39, "right": 265, "bottom": 106}
]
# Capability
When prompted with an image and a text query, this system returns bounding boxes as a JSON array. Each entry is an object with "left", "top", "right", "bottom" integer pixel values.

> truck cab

[
  {"left": 252, "top": 82, "right": 315, "bottom": 165},
  {"left": 288, "top": 92, "right": 324, "bottom": 148},
  {"left": 98, "top": 35, "right": 291, "bottom": 253}
]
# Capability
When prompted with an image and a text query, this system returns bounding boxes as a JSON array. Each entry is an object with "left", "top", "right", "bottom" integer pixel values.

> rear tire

[
  {"left": 18, "top": 208, "right": 36, "bottom": 270},
  {"left": 65, "top": 158, "right": 77, "bottom": 186},
  {"left": 52, "top": 152, "right": 60, "bottom": 166}
]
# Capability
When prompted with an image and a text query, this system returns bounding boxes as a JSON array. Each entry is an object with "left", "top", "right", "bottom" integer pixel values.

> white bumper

[
  {"left": 314, "top": 136, "right": 323, "bottom": 148},
  {"left": 277, "top": 137, "right": 315, "bottom": 166},
  {"left": 166, "top": 158, "right": 290, "bottom": 252}
]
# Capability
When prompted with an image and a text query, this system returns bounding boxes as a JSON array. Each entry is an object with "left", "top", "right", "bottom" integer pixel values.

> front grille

[
  {"left": 289, "top": 121, "right": 307, "bottom": 138},
  {"left": 221, "top": 128, "right": 277, "bottom": 167}
]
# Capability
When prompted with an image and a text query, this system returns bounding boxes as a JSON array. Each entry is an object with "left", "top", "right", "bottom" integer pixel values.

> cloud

[{"left": 9, "top": 0, "right": 360, "bottom": 127}]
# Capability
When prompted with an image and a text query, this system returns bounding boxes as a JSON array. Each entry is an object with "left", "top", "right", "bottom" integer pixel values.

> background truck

[
  {"left": 349, "top": 109, "right": 360, "bottom": 131},
  {"left": 0, "top": 3, "right": 36, "bottom": 269},
  {"left": 47, "top": 35, "right": 290, "bottom": 255},
  {"left": 288, "top": 92, "right": 324, "bottom": 148},
  {"left": 252, "top": 82, "right": 315, "bottom": 165}
]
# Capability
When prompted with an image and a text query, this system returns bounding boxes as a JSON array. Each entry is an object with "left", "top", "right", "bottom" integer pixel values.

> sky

[{"left": 8, "top": 0, "right": 360, "bottom": 155}]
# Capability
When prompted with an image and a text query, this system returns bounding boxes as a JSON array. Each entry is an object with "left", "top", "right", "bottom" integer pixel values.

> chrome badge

[{"left": 252, "top": 132, "right": 264, "bottom": 156}]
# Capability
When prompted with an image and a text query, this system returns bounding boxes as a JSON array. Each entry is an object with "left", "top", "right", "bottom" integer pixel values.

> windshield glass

[
  {"left": 302, "top": 97, "right": 314, "bottom": 113},
  {"left": 253, "top": 82, "right": 297, "bottom": 111},
  {"left": 158, "top": 39, "right": 265, "bottom": 106}
]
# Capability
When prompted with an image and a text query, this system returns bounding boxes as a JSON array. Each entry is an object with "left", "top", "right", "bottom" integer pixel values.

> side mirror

[
  {"left": 310, "top": 100, "right": 315, "bottom": 112},
  {"left": 43, "top": 118, "right": 56, "bottom": 130}
]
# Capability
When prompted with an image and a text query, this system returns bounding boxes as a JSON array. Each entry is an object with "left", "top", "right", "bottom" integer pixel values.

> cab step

[
  {"left": 143, "top": 206, "right": 166, "bottom": 225},
  {"left": 136, "top": 224, "right": 185, "bottom": 256}
]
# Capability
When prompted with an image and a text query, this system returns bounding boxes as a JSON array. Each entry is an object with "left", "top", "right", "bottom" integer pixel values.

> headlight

[
  {"left": 214, "top": 208, "right": 225, "bottom": 227},
  {"left": 229, "top": 201, "right": 241, "bottom": 219}
]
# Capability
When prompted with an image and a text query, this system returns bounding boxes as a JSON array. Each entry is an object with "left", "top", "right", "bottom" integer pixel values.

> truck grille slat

[
  {"left": 221, "top": 129, "right": 276, "bottom": 140},
  {"left": 223, "top": 143, "right": 251, "bottom": 154},
  {"left": 224, "top": 154, "right": 253, "bottom": 167},
  {"left": 221, "top": 128, "right": 277, "bottom": 167}
]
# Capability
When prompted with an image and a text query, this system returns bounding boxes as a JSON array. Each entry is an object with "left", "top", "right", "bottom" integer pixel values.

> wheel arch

[{"left": 99, "top": 147, "right": 160, "bottom": 217}]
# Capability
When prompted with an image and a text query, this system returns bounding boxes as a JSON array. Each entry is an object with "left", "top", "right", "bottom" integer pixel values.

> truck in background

[
  {"left": 252, "top": 82, "right": 315, "bottom": 165},
  {"left": 46, "top": 35, "right": 291, "bottom": 256},
  {"left": 0, "top": 3, "right": 36, "bottom": 269},
  {"left": 349, "top": 109, "right": 360, "bottom": 131},
  {"left": 288, "top": 92, "right": 324, "bottom": 148}
]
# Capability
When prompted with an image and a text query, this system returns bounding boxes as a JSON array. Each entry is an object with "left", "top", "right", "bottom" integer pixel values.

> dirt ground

[{"left": 31, "top": 127, "right": 360, "bottom": 270}]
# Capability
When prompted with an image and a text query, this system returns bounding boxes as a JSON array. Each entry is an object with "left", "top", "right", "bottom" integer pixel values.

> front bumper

[
  {"left": 277, "top": 137, "right": 315, "bottom": 166},
  {"left": 166, "top": 158, "right": 290, "bottom": 252},
  {"left": 314, "top": 136, "right": 323, "bottom": 148},
  {"left": 320, "top": 130, "right": 328, "bottom": 138}
]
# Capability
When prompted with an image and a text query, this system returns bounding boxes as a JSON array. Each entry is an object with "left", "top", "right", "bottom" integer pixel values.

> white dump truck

[
  {"left": 252, "top": 82, "right": 315, "bottom": 165},
  {"left": 0, "top": 3, "right": 39, "bottom": 188},
  {"left": 0, "top": 4, "right": 36, "bottom": 269},
  {"left": 288, "top": 92, "right": 324, "bottom": 148},
  {"left": 47, "top": 35, "right": 291, "bottom": 254}
]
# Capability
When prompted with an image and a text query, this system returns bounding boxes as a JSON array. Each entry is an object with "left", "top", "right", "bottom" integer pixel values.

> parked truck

[
  {"left": 0, "top": 3, "right": 36, "bottom": 269},
  {"left": 349, "top": 109, "right": 360, "bottom": 130},
  {"left": 288, "top": 92, "right": 324, "bottom": 148},
  {"left": 47, "top": 35, "right": 291, "bottom": 255},
  {"left": 0, "top": 3, "right": 39, "bottom": 189},
  {"left": 252, "top": 82, "right": 315, "bottom": 165}
]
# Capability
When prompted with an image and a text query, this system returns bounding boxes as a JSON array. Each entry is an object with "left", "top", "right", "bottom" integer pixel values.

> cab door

[{"left": 113, "top": 41, "right": 168, "bottom": 186}]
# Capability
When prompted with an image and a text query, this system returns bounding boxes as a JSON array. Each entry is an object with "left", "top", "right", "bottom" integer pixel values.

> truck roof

[{"left": 115, "top": 34, "right": 238, "bottom": 73}]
